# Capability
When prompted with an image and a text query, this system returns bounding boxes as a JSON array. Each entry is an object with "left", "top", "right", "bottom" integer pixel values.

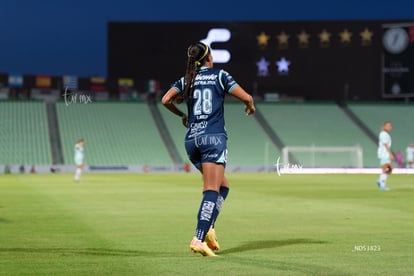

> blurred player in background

[
  {"left": 74, "top": 139, "right": 85, "bottom": 182},
  {"left": 395, "top": 151, "right": 404, "bottom": 168},
  {"left": 376, "top": 122, "right": 393, "bottom": 191},
  {"left": 406, "top": 143, "right": 414, "bottom": 168},
  {"left": 162, "top": 42, "right": 255, "bottom": 256}
]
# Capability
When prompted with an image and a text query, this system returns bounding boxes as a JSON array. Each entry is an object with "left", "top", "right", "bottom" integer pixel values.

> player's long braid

[{"left": 182, "top": 42, "right": 210, "bottom": 100}]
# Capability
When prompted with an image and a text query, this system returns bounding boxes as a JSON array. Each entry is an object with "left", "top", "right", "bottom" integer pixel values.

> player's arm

[
  {"left": 161, "top": 88, "right": 187, "bottom": 127},
  {"left": 230, "top": 85, "right": 256, "bottom": 115},
  {"left": 384, "top": 143, "right": 395, "bottom": 161}
]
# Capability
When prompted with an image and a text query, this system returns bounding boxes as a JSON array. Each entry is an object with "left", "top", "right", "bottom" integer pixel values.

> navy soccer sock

[
  {"left": 194, "top": 190, "right": 219, "bottom": 241},
  {"left": 211, "top": 186, "right": 229, "bottom": 228}
]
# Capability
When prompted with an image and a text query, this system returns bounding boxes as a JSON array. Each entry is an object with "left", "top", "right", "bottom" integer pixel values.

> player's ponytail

[{"left": 182, "top": 42, "right": 210, "bottom": 100}]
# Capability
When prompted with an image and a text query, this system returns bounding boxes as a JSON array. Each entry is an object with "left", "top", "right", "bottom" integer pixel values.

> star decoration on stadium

[
  {"left": 339, "top": 29, "right": 352, "bottom": 44},
  {"left": 319, "top": 29, "right": 331, "bottom": 47},
  {"left": 297, "top": 30, "right": 310, "bottom": 48},
  {"left": 276, "top": 57, "right": 290, "bottom": 75},
  {"left": 277, "top": 31, "right": 289, "bottom": 49},
  {"left": 256, "top": 57, "right": 270, "bottom": 77},
  {"left": 360, "top": 27, "right": 373, "bottom": 46},
  {"left": 257, "top": 31, "right": 270, "bottom": 48}
]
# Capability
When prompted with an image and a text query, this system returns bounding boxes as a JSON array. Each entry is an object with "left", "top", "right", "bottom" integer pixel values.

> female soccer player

[
  {"left": 376, "top": 122, "right": 393, "bottom": 191},
  {"left": 74, "top": 139, "right": 85, "bottom": 182},
  {"left": 406, "top": 143, "right": 414, "bottom": 168},
  {"left": 162, "top": 42, "right": 255, "bottom": 256}
]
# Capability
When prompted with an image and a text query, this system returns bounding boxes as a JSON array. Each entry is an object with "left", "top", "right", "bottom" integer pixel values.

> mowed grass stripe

[{"left": 0, "top": 174, "right": 142, "bottom": 275}]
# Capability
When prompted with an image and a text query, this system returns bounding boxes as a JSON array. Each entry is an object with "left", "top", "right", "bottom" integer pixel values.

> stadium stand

[
  {"left": 223, "top": 102, "right": 280, "bottom": 168},
  {"left": 158, "top": 101, "right": 279, "bottom": 168},
  {"left": 56, "top": 102, "right": 172, "bottom": 166},
  {"left": 347, "top": 103, "right": 414, "bottom": 158},
  {"left": 0, "top": 100, "right": 52, "bottom": 165},
  {"left": 257, "top": 102, "right": 378, "bottom": 167},
  {"left": 157, "top": 102, "right": 188, "bottom": 163},
  {"left": 2, "top": 100, "right": 412, "bottom": 169}
]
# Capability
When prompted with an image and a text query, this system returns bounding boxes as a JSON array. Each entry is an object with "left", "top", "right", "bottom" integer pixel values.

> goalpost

[{"left": 282, "top": 146, "right": 363, "bottom": 168}]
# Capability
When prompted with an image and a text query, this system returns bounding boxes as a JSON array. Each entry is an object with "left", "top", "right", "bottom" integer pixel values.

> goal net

[{"left": 282, "top": 146, "right": 363, "bottom": 168}]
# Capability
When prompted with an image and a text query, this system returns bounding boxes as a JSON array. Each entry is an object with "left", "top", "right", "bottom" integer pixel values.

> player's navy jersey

[{"left": 171, "top": 66, "right": 239, "bottom": 140}]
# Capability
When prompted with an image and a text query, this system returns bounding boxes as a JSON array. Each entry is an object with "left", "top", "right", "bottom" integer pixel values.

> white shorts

[
  {"left": 380, "top": 158, "right": 391, "bottom": 166},
  {"left": 74, "top": 157, "right": 84, "bottom": 165}
]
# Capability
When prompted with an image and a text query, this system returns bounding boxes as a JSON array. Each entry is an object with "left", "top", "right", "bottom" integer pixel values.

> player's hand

[
  {"left": 181, "top": 114, "right": 188, "bottom": 127},
  {"left": 245, "top": 104, "right": 256, "bottom": 115},
  {"left": 175, "top": 95, "right": 184, "bottom": 104},
  {"left": 390, "top": 154, "right": 395, "bottom": 161}
]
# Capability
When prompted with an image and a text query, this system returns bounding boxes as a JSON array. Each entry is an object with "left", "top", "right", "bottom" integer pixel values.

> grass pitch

[{"left": 0, "top": 173, "right": 413, "bottom": 275}]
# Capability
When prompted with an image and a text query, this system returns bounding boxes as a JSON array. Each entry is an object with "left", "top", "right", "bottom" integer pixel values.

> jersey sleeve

[
  {"left": 219, "top": 70, "right": 238, "bottom": 93},
  {"left": 171, "top": 77, "right": 185, "bottom": 94}
]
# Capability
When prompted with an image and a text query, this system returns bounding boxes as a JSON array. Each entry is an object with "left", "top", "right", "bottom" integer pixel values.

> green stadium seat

[
  {"left": 0, "top": 101, "right": 52, "bottom": 165},
  {"left": 348, "top": 103, "right": 414, "bottom": 161},
  {"left": 257, "top": 102, "right": 378, "bottom": 167},
  {"left": 56, "top": 102, "right": 172, "bottom": 166}
]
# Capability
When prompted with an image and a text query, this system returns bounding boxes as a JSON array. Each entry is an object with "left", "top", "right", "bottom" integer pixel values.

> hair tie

[{"left": 195, "top": 61, "right": 201, "bottom": 66}]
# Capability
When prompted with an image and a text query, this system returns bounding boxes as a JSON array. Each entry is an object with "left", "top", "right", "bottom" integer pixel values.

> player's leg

[
  {"left": 74, "top": 162, "right": 83, "bottom": 182},
  {"left": 213, "top": 175, "right": 230, "bottom": 228},
  {"left": 376, "top": 158, "right": 387, "bottom": 189},
  {"left": 196, "top": 163, "right": 223, "bottom": 237},
  {"left": 190, "top": 162, "right": 222, "bottom": 256},
  {"left": 206, "top": 175, "right": 229, "bottom": 251},
  {"left": 204, "top": 136, "right": 229, "bottom": 250},
  {"left": 378, "top": 162, "right": 392, "bottom": 190},
  {"left": 184, "top": 138, "right": 217, "bottom": 256}
]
